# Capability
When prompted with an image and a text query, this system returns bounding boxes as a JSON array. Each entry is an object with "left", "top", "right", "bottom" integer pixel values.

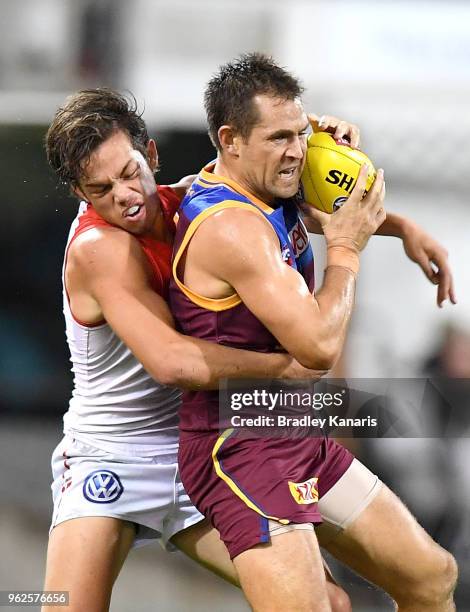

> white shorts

[{"left": 50, "top": 436, "right": 204, "bottom": 550}]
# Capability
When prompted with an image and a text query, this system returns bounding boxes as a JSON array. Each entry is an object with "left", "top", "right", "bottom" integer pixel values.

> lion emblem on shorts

[{"left": 288, "top": 476, "right": 319, "bottom": 504}]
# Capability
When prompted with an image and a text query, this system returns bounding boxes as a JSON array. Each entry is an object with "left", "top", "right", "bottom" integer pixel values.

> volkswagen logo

[{"left": 83, "top": 470, "right": 124, "bottom": 503}]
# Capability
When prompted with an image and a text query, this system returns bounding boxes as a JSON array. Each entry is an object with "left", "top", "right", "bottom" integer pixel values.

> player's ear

[
  {"left": 72, "top": 184, "right": 87, "bottom": 202},
  {"left": 218, "top": 125, "right": 240, "bottom": 157},
  {"left": 147, "top": 139, "right": 159, "bottom": 171}
]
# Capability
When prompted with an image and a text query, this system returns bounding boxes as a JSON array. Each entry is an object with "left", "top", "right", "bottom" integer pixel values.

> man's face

[
  {"left": 234, "top": 95, "right": 309, "bottom": 203},
  {"left": 75, "top": 130, "right": 159, "bottom": 235}
]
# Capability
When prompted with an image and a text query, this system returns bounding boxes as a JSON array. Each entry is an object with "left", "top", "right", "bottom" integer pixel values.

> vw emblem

[{"left": 83, "top": 470, "right": 123, "bottom": 503}]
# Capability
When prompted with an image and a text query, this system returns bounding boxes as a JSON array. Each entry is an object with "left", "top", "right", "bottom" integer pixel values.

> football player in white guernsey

[
  {"left": 43, "top": 88, "right": 455, "bottom": 612},
  {"left": 43, "top": 89, "right": 361, "bottom": 612}
]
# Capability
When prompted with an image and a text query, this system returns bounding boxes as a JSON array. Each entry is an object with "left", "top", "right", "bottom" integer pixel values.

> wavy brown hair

[{"left": 45, "top": 88, "right": 149, "bottom": 188}]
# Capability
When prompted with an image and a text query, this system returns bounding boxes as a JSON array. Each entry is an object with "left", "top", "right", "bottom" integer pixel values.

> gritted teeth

[
  {"left": 125, "top": 204, "right": 141, "bottom": 217},
  {"left": 279, "top": 167, "right": 296, "bottom": 176}
]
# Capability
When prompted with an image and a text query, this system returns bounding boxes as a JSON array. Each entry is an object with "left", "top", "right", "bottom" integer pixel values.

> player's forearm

[
  {"left": 99, "top": 285, "right": 301, "bottom": 391},
  {"left": 375, "top": 211, "right": 409, "bottom": 237},
  {"left": 303, "top": 210, "right": 408, "bottom": 239},
  {"left": 155, "top": 338, "right": 298, "bottom": 390},
  {"left": 299, "top": 265, "right": 356, "bottom": 370}
]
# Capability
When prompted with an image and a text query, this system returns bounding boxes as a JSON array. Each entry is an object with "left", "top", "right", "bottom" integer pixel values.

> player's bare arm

[
  {"left": 67, "top": 227, "right": 321, "bottom": 388},
  {"left": 375, "top": 212, "right": 456, "bottom": 307},
  {"left": 182, "top": 166, "right": 385, "bottom": 371},
  {"left": 302, "top": 208, "right": 456, "bottom": 308}
]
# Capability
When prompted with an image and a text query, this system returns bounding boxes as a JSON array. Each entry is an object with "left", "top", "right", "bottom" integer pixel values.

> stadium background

[{"left": 0, "top": 0, "right": 469, "bottom": 609}]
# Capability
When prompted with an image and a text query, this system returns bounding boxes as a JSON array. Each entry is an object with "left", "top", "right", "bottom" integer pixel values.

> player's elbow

[
  {"left": 148, "top": 352, "right": 211, "bottom": 390},
  {"left": 157, "top": 368, "right": 210, "bottom": 390},
  {"left": 142, "top": 359, "right": 176, "bottom": 387},
  {"left": 152, "top": 364, "right": 184, "bottom": 387},
  {"left": 298, "top": 353, "right": 336, "bottom": 372},
  {"left": 296, "top": 339, "right": 341, "bottom": 372},
  {"left": 143, "top": 350, "right": 185, "bottom": 387},
  {"left": 150, "top": 361, "right": 189, "bottom": 388}
]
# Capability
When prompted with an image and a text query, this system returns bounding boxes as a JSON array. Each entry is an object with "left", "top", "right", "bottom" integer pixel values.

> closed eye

[
  {"left": 269, "top": 126, "right": 310, "bottom": 142},
  {"left": 124, "top": 165, "right": 140, "bottom": 180},
  {"left": 269, "top": 131, "right": 290, "bottom": 142},
  {"left": 91, "top": 186, "right": 110, "bottom": 197}
]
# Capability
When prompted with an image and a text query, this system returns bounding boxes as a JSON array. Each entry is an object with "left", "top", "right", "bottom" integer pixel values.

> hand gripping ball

[{"left": 301, "top": 132, "right": 376, "bottom": 213}]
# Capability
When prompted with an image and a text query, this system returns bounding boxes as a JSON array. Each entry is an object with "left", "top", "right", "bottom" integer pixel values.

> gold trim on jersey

[
  {"left": 212, "top": 428, "right": 290, "bottom": 524},
  {"left": 172, "top": 200, "right": 270, "bottom": 312},
  {"left": 200, "top": 163, "right": 276, "bottom": 214}
]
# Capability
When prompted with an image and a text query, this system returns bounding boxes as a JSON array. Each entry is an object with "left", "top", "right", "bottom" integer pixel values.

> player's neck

[
  {"left": 213, "top": 158, "right": 235, "bottom": 183},
  {"left": 152, "top": 209, "right": 172, "bottom": 243},
  {"left": 213, "top": 158, "right": 273, "bottom": 206},
  {"left": 145, "top": 194, "right": 172, "bottom": 243},
  {"left": 213, "top": 159, "right": 258, "bottom": 200}
]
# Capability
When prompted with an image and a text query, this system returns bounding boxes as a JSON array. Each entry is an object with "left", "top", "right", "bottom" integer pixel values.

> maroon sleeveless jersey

[
  {"left": 170, "top": 164, "right": 315, "bottom": 432},
  {"left": 169, "top": 165, "right": 353, "bottom": 558}
]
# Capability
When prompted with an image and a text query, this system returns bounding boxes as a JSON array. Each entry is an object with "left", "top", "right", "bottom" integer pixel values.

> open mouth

[
  {"left": 124, "top": 204, "right": 143, "bottom": 218},
  {"left": 279, "top": 167, "right": 297, "bottom": 179}
]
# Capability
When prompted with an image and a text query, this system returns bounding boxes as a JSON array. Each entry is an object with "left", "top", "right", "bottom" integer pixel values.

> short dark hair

[
  {"left": 204, "top": 52, "right": 304, "bottom": 150},
  {"left": 45, "top": 88, "right": 149, "bottom": 187}
]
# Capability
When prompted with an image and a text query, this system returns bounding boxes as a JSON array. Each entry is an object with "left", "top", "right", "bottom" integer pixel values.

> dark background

[{"left": 0, "top": 127, "right": 215, "bottom": 416}]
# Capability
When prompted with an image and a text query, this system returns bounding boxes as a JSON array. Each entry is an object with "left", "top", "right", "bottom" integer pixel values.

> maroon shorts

[{"left": 178, "top": 429, "right": 353, "bottom": 559}]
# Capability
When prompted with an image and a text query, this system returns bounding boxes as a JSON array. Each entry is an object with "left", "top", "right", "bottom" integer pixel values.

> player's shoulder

[
  {"left": 168, "top": 174, "right": 197, "bottom": 199},
  {"left": 195, "top": 205, "right": 276, "bottom": 251},
  {"left": 70, "top": 224, "right": 136, "bottom": 252},
  {"left": 68, "top": 225, "right": 143, "bottom": 272}
]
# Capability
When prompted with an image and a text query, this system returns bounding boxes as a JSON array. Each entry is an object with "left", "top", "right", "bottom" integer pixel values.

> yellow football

[{"left": 301, "top": 132, "right": 376, "bottom": 213}]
